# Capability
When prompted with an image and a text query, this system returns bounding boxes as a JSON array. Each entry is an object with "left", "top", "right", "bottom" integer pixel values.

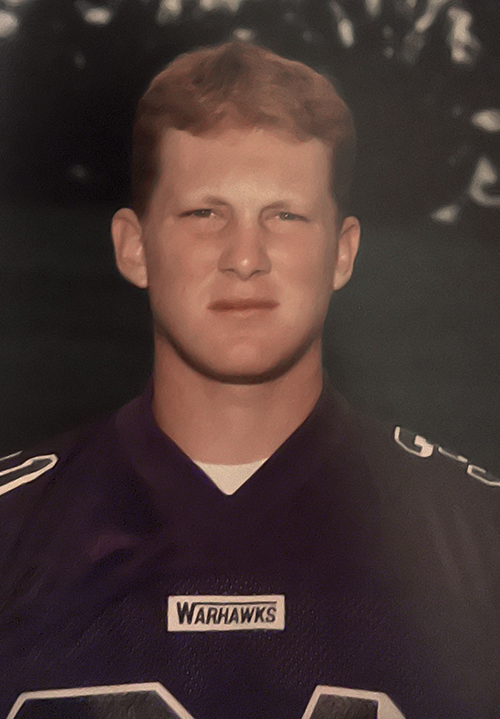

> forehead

[{"left": 157, "top": 125, "right": 332, "bottom": 198}]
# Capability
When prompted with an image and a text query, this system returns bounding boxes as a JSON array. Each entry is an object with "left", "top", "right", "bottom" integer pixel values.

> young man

[{"left": 0, "top": 42, "right": 499, "bottom": 719}]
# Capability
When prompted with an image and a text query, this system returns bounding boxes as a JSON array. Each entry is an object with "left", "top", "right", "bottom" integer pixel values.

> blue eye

[
  {"left": 279, "top": 212, "right": 304, "bottom": 221},
  {"left": 190, "top": 209, "right": 214, "bottom": 218}
]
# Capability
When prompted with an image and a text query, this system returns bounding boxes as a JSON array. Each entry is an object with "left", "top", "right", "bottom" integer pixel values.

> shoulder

[
  {"left": 340, "top": 400, "right": 500, "bottom": 501},
  {"left": 0, "top": 433, "right": 74, "bottom": 511},
  {"left": 314, "top": 385, "right": 500, "bottom": 514},
  {"left": 325, "top": 395, "right": 500, "bottom": 564},
  {"left": 0, "top": 415, "right": 115, "bottom": 499},
  {"left": 0, "top": 438, "right": 69, "bottom": 502},
  {"left": 354, "top": 414, "right": 500, "bottom": 697},
  {"left": 341, "top": 404, "right": 500, "bottom": 588},
  {"left": 0, "top": 414, "right": 118, "bottom": 552},
  {"left": 391, "top": 424, "right": 499, "bottom": 487}
]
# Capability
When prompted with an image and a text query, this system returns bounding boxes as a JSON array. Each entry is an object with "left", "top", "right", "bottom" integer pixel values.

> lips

[{"left": 209, "top": 299, "right": 278, "bottom": 311}]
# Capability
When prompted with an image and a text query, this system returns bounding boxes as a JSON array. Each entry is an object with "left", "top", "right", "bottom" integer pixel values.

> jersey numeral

[
  {"left": 303, "top": 685, "right": 406, "bottom": 718},
  {"left": 7, "top": 683, "right": 194, "bottom": 719},
  {"left": 7, "top": 683, "right": 406, "bottom": 719}
]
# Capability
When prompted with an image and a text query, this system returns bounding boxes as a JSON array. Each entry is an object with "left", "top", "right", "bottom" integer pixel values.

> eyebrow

[
  {"left": 185, "top": 193, "right": 306, "bottom": 204},
  {"left": 179, "top": 196, "right": 310, "bottom": 213},
  {"left": 190, "top": 196, "right": 229, "bottom": 206},
  {"left": 264, "top": 200, "right": 304, "bottom": 210}
]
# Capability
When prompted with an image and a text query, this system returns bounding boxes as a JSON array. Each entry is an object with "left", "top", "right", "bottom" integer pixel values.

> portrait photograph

[{"left": 0, "top": 1, "right": 499, "bottom": 718}]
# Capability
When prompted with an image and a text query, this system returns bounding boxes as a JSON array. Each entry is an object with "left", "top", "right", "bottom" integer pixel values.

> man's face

[{"left": 113, "top": 124, "right": 359, "bottom": 383}]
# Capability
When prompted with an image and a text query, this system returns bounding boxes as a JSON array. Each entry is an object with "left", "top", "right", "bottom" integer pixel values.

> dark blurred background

[{"left": 0, "top": 0, "right": 499, "bottom": 473}]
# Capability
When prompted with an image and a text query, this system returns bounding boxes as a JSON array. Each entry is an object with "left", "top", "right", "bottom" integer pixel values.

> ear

[
  {"left": 332, "top": 216, "right": 360, "bottom": 291},
  {"left": 111, "top": 208, "right": 148, "bottom": 289}
]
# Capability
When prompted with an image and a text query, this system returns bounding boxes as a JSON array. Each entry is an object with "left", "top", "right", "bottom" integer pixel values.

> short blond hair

[{"left": 132, "top": 41, "right": 356, "bottom": 218}]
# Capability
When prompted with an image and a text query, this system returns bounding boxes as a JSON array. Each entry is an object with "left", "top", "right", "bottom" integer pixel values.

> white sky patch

[
  {"left": 414, "top": 0, "right": 449, "bottom": 33},
  {"left": 68, "top": 164, "right": 90, "bottom": 182},
  {"left": 73, "top": 50, "right": 86, "bottom": 69},
  {"left": 446, "top": 7, "right": 481, "bottom": 65},
  {"left": 401, "top": 0, "right": 454, "bottom": 63},
  {"left": 431, "top": 203, "right": 462, "bottom": 224},
  {"left": 338, "top": 18, "right": 355, "bottom": 46},
  {"left": 232, "top": 27, "right": 255, "bottom": 41},
  {"left": 329, "top": 1, "right": 356, "bottom": 48},
  {"left": 364, "top": 0, "right": 381, "bottom": 17},
  {"left": 0, "top": 10, "right": 19, "bottom": 38},
  {"left": 156, "top": 0, "right": 183, "bottom": 23},
  {"left": 76, "top": 3, "right": 114, "bottom": 25},
  {"left": 399, "top": 0, "right": 418, "bottom": 10},
  {"left": 401, "top": 30, "right": 425, "bottom": 63},
  {"left": 198, "top": 0, "right": 246, "bottom": 12},
  {"left": 468, "top": 156, "right": 500, "bottom": 208},
  {"left": 471, "top": 110, "right": 500, "bottom": 133}
]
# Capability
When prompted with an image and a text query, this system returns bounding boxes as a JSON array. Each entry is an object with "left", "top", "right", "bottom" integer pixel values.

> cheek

[
  {"left": 280, "top": 244, "right": 335, "bottom": 297},
  {"left": 147, "top": 250, "right": 214, "bottom": 322},
  {"left": 145, "top": 238, "right": 192, "bottom": 287}
]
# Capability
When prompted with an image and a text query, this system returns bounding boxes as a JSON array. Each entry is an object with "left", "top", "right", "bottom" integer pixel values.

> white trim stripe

[
  {"left": 0, "top": 451, "right": 22, "bottom": 462},
  {"left": 0, "top": 455, "right": 58, "bottom": 497},
  {"left": 7, "top": 682, "right": 195, "bottom": 719}
]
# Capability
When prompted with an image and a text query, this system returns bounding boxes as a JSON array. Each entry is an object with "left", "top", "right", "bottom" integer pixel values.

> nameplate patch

[{"left": 167, "top": 595, "right": 285, "bottom": 632}]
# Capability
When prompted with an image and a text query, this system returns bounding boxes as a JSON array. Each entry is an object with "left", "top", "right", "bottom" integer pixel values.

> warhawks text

[{"left": 167, "top": 595, "right": 285, "bottom": 632}]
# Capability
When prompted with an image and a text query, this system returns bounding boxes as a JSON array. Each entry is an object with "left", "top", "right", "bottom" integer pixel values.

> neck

[{"left": 152, "top": 340, "right": 324, "bottom": 465}]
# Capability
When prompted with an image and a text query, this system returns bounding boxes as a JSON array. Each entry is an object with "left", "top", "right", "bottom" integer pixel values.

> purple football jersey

[{"left": 0, "top": 380, "right": 499, "bottom": 718}]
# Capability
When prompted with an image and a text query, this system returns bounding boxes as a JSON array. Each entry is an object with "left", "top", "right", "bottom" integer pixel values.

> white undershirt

[{"left": 193, "top": 458, "right": 268, "bottom": 495}]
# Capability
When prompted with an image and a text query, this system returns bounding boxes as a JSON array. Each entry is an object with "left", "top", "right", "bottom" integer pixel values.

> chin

[
  {"left": 187, "top": 341, "right": 316, "bottom": 385},
  {"left": 155, "top": 321, "right": 318, "bottom": 385},
  {"left": 195, "top": 363, "right": 294, "bottom": 385}
]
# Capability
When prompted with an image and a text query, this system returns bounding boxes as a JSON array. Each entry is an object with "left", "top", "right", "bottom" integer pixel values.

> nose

[{"left": 218, "top": 218, "right": 271, "bottom": 280}]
